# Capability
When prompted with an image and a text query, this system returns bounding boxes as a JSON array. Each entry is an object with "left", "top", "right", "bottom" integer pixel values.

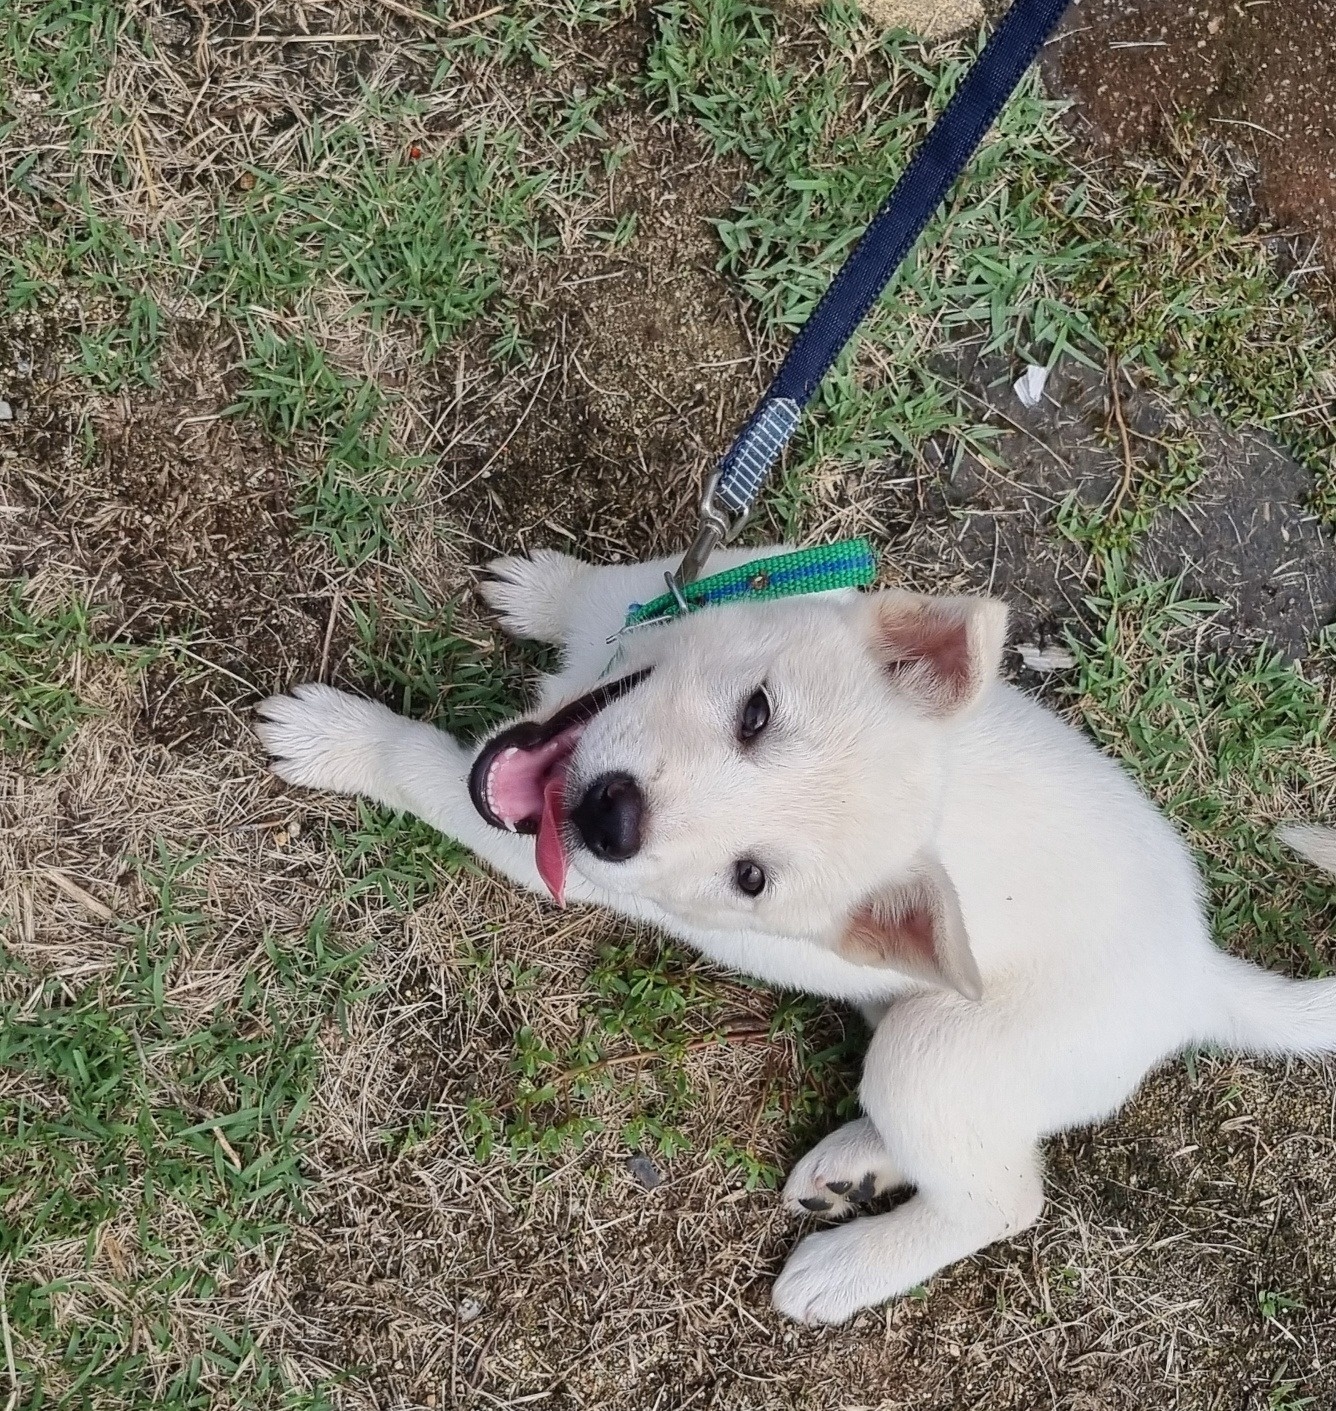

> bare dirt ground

[
  {"left": 4, "top": 319, "right": 336, "bottom": 748},
  {"left": 6, "top": 2, "right": 1336, "bottom": 1408},
  {"left": 447, "top": 125, "right": 758, "bottom": 559},
  {"left": 901, "top": 351, "right": 1336, "bottom": 660},
  {"left": 1050, "top": 0, "right": 1336, "bottom": 296}
]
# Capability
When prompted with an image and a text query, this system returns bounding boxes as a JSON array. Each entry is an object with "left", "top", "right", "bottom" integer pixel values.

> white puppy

[{"left": 255, "top": 544, "right": 1336, "bottom": 1325}]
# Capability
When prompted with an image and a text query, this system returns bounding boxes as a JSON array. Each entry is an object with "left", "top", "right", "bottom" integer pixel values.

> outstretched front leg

[
  {"left": 479, "top": 550, "right": 591, "bottom": 646},
  {"left": 254, "top": 684, "right": 603, "bottom": 904},
  {"left": 477, "top": 544, "right": 797, "bottom": 685}
]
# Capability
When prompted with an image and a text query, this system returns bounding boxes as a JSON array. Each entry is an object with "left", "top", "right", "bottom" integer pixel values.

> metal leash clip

[{"left": 676, "top": 471, "right": 746, "bottom": 587}]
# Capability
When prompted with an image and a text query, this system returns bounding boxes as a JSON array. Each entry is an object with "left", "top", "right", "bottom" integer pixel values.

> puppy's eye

[
  {"left": 734, "top": 859, "right": 766, "bottom": 896},
  {"left": 738, "top": 687, "right": 771, "bottom": 742}
]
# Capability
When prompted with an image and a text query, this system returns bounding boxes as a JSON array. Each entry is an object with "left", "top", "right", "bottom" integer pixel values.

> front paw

[
  {"left": 478, "top": 550, "right": 586, "bottom": 644},
  {"left": 254, "top": 683, "right": 397, "bottom": 796},
  {"left": 772, "top": 1224, "right": 877, "bottom": 1326}
]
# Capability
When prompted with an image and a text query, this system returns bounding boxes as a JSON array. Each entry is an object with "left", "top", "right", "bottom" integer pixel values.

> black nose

[{"left": 571, "top": 773, "right": 644, "bottom": 861}]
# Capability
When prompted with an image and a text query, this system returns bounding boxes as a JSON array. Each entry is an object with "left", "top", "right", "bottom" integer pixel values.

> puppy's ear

[
  {"left": 836, "top": 854, "right": 982, "bottom": 1001},
  {"left": 857, "top": 590, "right": 1007, "bottom": 716}
]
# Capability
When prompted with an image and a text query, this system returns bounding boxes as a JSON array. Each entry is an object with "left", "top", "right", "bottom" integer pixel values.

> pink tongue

[{"left": 535, "top": 763, "right": 570, "bottom": 906}]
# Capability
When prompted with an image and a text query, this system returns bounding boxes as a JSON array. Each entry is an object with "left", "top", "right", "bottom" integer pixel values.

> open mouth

[{"left": 468, "top": 669, "right": 650, "bottom": 905}]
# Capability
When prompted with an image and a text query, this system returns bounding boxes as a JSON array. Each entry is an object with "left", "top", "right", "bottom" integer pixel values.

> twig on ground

[
  {"left": 1107, "top": 352, "right": 1136, "bottom": 521},
  {"left": 447, "top": 5, "right": 505, "bottom": 31},
  {"left": 213, "top": 1127, "right": 244, "bottom": 1171},
  {"left": 376, "top": 0, "right": 445, "bottom": 27},
  {"left": 129, "top": 118, "right": 158, "bottom": 211},
  {"left": 45, "top": 868, "right": 117, "bottom": 922}
]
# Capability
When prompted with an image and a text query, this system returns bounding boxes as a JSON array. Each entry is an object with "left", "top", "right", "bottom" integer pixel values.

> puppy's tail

[{"left": 1206, "top": 825, "right": 1336, "bottom": 1057}]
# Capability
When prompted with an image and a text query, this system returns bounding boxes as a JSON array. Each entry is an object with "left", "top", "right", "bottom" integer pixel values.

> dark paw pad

[
  {"left": 798, "top": 1196, "right": 833, "bottom": 1213},
  {"left": 852, "top": 1172, "right": 878, "bottom": 1205}
]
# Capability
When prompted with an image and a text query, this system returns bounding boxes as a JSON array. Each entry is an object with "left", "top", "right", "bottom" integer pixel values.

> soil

[
  {"left": 1048, "top": 0, "right": 1336, "bottom": 291},
  {"left": 441, "top": 117, "right": 761, "bottom": 563},
  {"left": 1, "top": 315, "right": 342, "bottom": 746},
  {"left": 861, "top": 349, "right": 1336, "bottom": 665},
  {"left": 1138, "top": 431, "right": 1336, "bottom": 658}
]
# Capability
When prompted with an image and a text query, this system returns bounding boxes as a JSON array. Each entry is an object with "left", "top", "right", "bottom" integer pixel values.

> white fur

[{"left": 255, "top": 546, "right": 1336, "bottom": 1325}]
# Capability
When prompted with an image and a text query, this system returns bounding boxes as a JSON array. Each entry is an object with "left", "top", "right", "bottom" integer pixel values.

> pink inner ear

[
  {"left": 878, "top": 603, "right": 972, "bottom": 701},
  {"left": 847, "top": 893, "right": 937, "bottom": 971},
  {"left": 887, "top": 896, "right": 936, "bottom": 966},
  {"left": 838, "top": 858, "right": 982, "bottom": 999}
]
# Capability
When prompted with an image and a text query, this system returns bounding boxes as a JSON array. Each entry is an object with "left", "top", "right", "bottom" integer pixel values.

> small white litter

[
  {"left": 457, "top": 1297, "right": 484, "bottom": 1324},
  {"left": 0, "top": 401, "right": 12, "bottom": 421},
  {"left": 1016, "top": 642, "right": 1076, "bottom": 673},
  {"left": 1012, "top": 364, "right": 1049, "bottom": 409}
]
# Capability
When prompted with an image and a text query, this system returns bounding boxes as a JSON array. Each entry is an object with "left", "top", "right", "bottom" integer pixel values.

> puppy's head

[{"left": 473, "top": 589, "right": 1006, "bottom": 997}]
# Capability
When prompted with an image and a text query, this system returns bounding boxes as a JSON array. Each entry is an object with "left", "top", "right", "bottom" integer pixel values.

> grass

[
  {"left": 203, "top": 129, "right": 553, "bottom": 358},
  {"left": 2, "top": 845, "right": 363, "bottom": 1408},
  {"left": 0, "top": 584, "right": 154, "bottom": 773},
  {"left": 644, "top": 0, "right": 1336, "bottom": 541},
  {"left": 2, "top": 0, "right": 635, "bottom": 565},
  {"left": 5, "top": 0, "right": 1336, "bottom": 1403},
  {"left": 646, "top": 0, "right": 1099, "bottom": 524},
  {"left": 196, "top": 119, "right": 566, "bottom": 565},
  {"left": 1071, "top": 571, "right": 1336, "bottom": 973},
  {"left": 348, "top": 584, "right": 533, "bottom": 732},
  {"left": 451, "top": 927, "right": 860, "bottom": 1183}
]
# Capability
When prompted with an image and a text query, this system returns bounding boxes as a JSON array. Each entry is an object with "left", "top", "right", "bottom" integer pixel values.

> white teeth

[{"left": 484, "top": 749, "right": 520, "bottom": 829}]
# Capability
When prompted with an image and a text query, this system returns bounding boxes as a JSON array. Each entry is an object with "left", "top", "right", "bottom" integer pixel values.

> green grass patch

[
  {"left": 200, "top": 128, "right": 554, "bottom": 361},
  {"left": 1072, "top": 572, "right": 1336, "bottom": 973},
  {"left": 1, "top": 845, "right": 363, "bottom": 1409},
  {"left": 459, "top": 930, "right": 861, "bottom": 1185},
  {"left": 1067, "top": 145, "right": 1336, "bottom": 513},
  {"left": 0, "top": 584, "right": 154, "bottom": 773},
  {"left": 0, "top": 0, "right": 172, "bottom": 381},
  {"left": 348, "top": 582, "right": 534, "bottom": 734},
  {"left": 3, "top": 0, "right": 637, "bottom": 563},
  {"left": 191, "top": 117, "right": 570, "bottom": 564}
]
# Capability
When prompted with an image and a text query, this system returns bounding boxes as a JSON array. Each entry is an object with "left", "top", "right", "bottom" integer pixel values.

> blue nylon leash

[{"left": 675, "top": 0, "right": 1075, "bottom": 586}]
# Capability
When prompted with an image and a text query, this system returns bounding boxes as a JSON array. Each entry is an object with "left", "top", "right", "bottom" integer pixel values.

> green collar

[{"left": 623, "top": 537, "right": 877, "bottom": 631}]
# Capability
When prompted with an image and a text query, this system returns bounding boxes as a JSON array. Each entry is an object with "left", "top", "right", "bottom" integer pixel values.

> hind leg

[
  {"left": 775, "top": 991, "right": 1048, "bottom": 1324},
  {"left": 773, "top": 1147, "right": 1043, "bottom": 1324}
]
